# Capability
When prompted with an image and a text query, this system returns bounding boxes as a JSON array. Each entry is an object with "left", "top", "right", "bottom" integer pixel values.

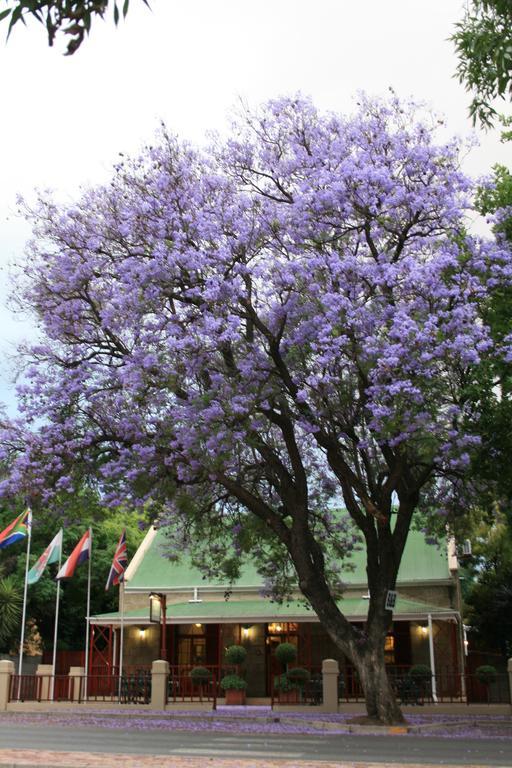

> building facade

[{"left": 90, "top": 526, "right": 464, "bottom": 698}]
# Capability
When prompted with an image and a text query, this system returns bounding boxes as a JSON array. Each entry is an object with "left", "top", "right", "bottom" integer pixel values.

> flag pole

[
  {"left": 50, "top": 539, "right": 63, "bottom": 701},
  {"left": 117, "top": 579, "right": 125, "bottom": 701},
  {"left": 84, "top": 527, "right": 92, "bottom": 701},
  {"left": 17, "top": 509, "right": 32, "bottom": 698}
]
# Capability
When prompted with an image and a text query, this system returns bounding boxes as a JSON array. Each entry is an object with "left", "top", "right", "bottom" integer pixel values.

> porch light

[
  {"left": 139, "top": 627, "right": 146, "bottom": 640},
  {"left": 195, "top": 623, "right": 202, "bottom": 628},
  {"left": 419, "top": 624, "right": 428, "bottom": 636},
  {"left": 241, "top": 624, "right": 252, "bottom": 639}
]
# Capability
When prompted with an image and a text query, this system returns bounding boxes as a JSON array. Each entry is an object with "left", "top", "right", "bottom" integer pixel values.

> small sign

[
  {"left": 385, "top": 590, "right": 397, "bottom": 611},
  {"left": 149, "top": 593, "right": 162, "bottom": 623}
]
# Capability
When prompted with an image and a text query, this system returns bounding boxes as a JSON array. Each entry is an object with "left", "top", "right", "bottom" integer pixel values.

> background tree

[
  {"left": 0, "top": 499, "right": 143, "bottom": 651},
  {"left": 0, "top": 0, "right": 149, "bottom": 55},
  {"left": 452, "top": 0, "right": 512, "bottom": 127},
  {"left": 1, "top": 96, "right": 511, "bottom": 724},
  {"left": 462, "top": 122, "right": 512, "bottom": 526},
  {"left": 0, "top": 567, "right": 22, "bottom": 650},
  {"left": 462, "top": 515, "right": 512, "bottom": 658}
]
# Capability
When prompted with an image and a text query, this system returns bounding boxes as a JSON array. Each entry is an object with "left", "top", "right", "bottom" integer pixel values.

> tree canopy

[
  {"left": 0, "top": 0, "right": 148, "bottom": 55},
  {"left": 1, "top": 95, "right": 511, "bottom": 723},
  {"left": 452, "top": 0, "right": 512, "bottom": 127}
]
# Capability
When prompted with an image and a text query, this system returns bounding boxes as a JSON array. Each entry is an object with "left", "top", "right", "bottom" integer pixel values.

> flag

[
  {"left": 27, "top": 529, "right": 63, "bottom": 586},
  {"left": 56, "top": 529, "right": 91, "bottom": 580},
  {"left": 0, "top": 509, "right": 31, "bottom": 550},
  {"left": 105, "top": 529, "right": 128, "bottom": 590}
]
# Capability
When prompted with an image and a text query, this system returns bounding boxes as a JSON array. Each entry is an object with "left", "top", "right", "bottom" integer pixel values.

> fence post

[
  {"left": 508, "top": 658, "right": 512, "bottom": 707},
  {"left": 151, "top": 659, "right": 169, "bottom": 710},
  {"left": 322, "top": 658, "right": 339, "bottom": 713},
  {"left": 36, "top": 664, "right": 53, "bottom": 702},
  {"left": 0, "top": 660, "right": 14, "bottom": 710},
  {"left": 68, "top": 666, "right": 85, "bottom": 702}
]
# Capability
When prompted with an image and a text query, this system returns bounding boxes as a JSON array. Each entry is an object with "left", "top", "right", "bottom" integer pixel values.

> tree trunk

[{"left": 355, "top": 645, "right": 404, "bottom": 724}]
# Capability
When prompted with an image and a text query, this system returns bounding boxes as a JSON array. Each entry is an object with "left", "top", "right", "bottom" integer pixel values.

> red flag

[{"left": 56, "top": 529, "right": 91, "bottom": 580}]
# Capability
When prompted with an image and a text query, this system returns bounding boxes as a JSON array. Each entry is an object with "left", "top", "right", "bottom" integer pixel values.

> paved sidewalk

[{"left": 0, "top": 753, "right": 495, "bottom": 768}]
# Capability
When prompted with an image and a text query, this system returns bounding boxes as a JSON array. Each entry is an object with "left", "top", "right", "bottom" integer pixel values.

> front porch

[{"left": 88, "top": 599, "right": 465, "bottom": 700}]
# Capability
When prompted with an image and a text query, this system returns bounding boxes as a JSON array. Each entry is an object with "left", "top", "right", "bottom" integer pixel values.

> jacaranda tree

[{"left": 1, "top": 96, "right": 511, "bottom": 723}]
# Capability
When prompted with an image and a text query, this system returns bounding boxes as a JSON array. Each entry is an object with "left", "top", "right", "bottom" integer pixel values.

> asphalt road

[{"left": 0, "top": 723, "right": 510, "bottom": 765}]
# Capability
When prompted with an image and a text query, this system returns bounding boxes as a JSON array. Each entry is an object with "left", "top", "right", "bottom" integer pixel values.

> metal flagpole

[
  {"left": 427, "top": 613, "right": 438, "bottom": 703},
  {"left": 84, "top": 527, "right": 92, "bottom": 701},
  {"left": 117, "top": 580, "right": 125, "bottom": 701},
  {"left": 50, "top": 537, "right": 63, "bottom": 701},
  {"left": 17, "top": 509, "right": 32, "bottom": 699}
]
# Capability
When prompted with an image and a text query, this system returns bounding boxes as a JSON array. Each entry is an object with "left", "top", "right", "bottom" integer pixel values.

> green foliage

[
  {"left": 224, "top": 644, "right": 247, "bottom": 665},
  {"left": 286, "top": 666, "right": 310, "bottom": 687},
  {"left": 273, "top": 672, "right": 299, "bottom": 692},
  {"left": 189, "top": 666, "right": 212, "bottom": 684},
  {"left": 475, "top": 664, "right": 498, "bottom": 684},
  {"left": 275, "top": 641, "right": 297, "bottom": 668},
  {"left": 0, "top": 0, "right": 149, "bottom": 55},
  {"left": 452, "top": 0, "right": 512, "bottom": 126},
  {"left": 463, "top": 520, "right": 512, "bottom": 657},
  {"left": 220, "top": 673, "right": 247, "bottom": 691},
  {"left": 0, "top": 570, "right": 22, "bottom": 648},
  {"left": 409, "top": 664, "right": 432, "bottom": 681}
]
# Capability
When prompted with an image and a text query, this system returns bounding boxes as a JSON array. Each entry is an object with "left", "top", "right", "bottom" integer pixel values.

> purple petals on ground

[{"left": 3, "top": 710, "right": 511, "bottom": 740}]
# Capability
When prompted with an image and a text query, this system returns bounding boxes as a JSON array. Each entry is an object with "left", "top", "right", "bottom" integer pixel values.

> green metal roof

[
  {"left": 91, "top": 595, "right": 458, "bottom": 626},
  {"left": 126, "top": 526, "right": 451, "bottom": 592}
]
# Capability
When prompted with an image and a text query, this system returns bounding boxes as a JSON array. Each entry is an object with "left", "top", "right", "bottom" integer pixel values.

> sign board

[
  {"left": 149, "top": 593, "right": 162, "bottom": 623},
  {"left": 385, "top": 590, "right": 397, "bottom": 611}
]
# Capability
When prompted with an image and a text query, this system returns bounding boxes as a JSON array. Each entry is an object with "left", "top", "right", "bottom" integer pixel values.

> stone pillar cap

[
  {"left": 152, "top": 659, "right": 170, "bottom": 672},
  {"left": 322, "top": 658, "right": 340, "bottom": 673}
]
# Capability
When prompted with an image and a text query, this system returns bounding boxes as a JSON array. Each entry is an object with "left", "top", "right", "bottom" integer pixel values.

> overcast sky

[{"left": 0, "top": 0, "right": 509, "bottom": 411}]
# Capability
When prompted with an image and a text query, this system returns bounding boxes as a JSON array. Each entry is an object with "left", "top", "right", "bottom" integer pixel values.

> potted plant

[
  {"left": 221, "top": 645, "right": 248, "bottom": 704},
  {"left": 274, "top": 642, "right": 309, "bottom": 703},
  {"left": 190, "top": 666, "right": 213, "bottom": 698},
  {"left": 220, "top": 673, "right": 248, "bottom": 705},
  {"left": 475, "top": 665, "right": 497, "bottom": 703}
]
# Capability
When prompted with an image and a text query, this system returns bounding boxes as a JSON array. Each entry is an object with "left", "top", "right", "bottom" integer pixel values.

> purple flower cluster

[{"left": 1, "top": 93, "right": 511, "bottom": 620}]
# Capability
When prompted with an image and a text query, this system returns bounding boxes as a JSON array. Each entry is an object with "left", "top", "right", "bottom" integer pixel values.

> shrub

[
  {"left": 220, "top": 673, "right": 247, "bottom": 691},
  {"left": 286, "top": 667, "right": 311, "bottom": 687},
  {"left": 275, "top": 642, "right": 297, "bottom": 668},
  {"left": 409, "top": 664, "right": 432, "bottom": 682},
  {"left": 224, "top": 644, "right": 247, "bottom": 665},
  {"left": 475, "top": 665, "right": 497, "bottom": 685},
  {"left": 274, "top": 672, "right": 298, "bottom": 692},
  {"left": 190, "top": 666, "right": 212, "bottom": 684}
]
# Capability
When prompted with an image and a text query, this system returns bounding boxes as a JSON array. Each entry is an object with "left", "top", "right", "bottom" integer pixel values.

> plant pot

[
  {"left": 224, "top": 688, "right": 246, "bottom": 705},
  {"left": 278, "top": 689, "right": 299, "bottom": 704}
]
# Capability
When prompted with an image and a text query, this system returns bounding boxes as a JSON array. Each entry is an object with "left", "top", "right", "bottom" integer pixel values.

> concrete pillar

[
  {"left": 36, "top": 664, "right": 53, "bottom": 701},
  {"left": 322, "top": 658, "right": 339, "bottom": 713},
  {"left": 151, "top": 659, "right": 169, "bottom": 710},
  {"left": 68, "top": 666, "right": 85, "bottom": 702},
  {"left": 0, "top": 660, "right": 14, "bottom": 710},
  {"left": 508, "top": 658, "right": 512, "bottom": 706}
]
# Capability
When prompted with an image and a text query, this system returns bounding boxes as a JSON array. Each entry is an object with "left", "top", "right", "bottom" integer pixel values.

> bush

[
  {"left": 409, "top": 664, "right": 432, "bottom": 682},
  {"left": 286, "top": 667, "right": 311, "bottom": 687},
  {"left": 475, "top": 665, "right": 497, "bottom": 685},
  {"left": 274, "top": 672, "right": 298, "bottom": 692},
  {"left": 275, "top": 642, "right": 297, "bottom": 668},
  {"left": 225, "top": 644, "right": 247, "bottom": 665},
  {"left": 190, "top": 666, "right": 212, "bottom": 684},
  {"left": 220, "top": 673, "right": 247, "bottom": 691}
]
